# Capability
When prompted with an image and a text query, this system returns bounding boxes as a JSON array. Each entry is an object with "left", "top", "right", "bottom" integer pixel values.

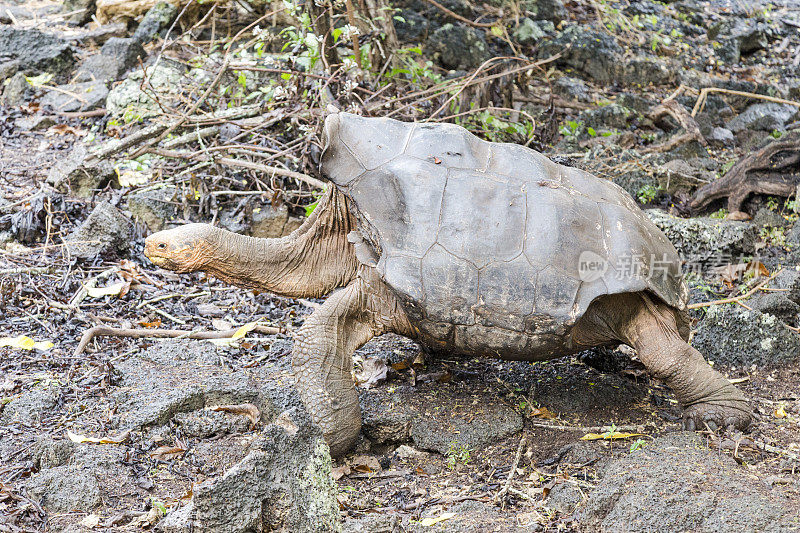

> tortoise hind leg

[
  {"left": 292, "top": 270, "right": 410, "bottom": 457},
  {"left": 573, "top": 293, "right": 752, "bottom": 431}
]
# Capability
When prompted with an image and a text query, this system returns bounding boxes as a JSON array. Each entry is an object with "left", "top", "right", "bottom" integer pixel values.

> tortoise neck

[{"left": 203, "top": 189, "right": 360, "bottom": 298}]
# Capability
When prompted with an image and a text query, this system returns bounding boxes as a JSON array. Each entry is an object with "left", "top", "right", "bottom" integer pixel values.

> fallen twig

[
  {"left": 496, "top": 436, "right": 526, "bottom": 508},
  {"left": 692, "top": 87, "right": 800, "bottom": 117},
  {"left": 215, "top": 157, "right": 326, "bottom": 190},
  {"left": 73, "top": 324, "right": 284, "bottom": 357},
  {"left": 687, "top": 269, "right": 783, "bottom": 309},
  {"left": 421, "top": 0, "right": 497, "bottom": 27}
]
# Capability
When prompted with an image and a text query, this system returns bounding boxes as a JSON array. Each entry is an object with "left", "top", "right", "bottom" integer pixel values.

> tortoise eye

[{"left": 158, "top": 243, "right": 167, "bottom": 249}]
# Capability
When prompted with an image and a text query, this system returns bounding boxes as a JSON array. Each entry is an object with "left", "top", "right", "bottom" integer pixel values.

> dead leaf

[
  {"left": 351, "top": 455, "right": 381, "bottom": 473},
  {"left": 211, "top": 318, "right": 233, "bottom": 331},
  {"left": 208, "top": 320, "right": 258, "bottom": 346},
  {"left": 116, "top": 168, "right": 151, "bottom": 187},
  {"left": 85, "top": 281, "right": 129, "bottom": 299},
  {"left": 139, "top": 319, "right": 162, "bottom": 328},
  {"left": 273, "top": 411, "right": 299, "bottom": 436},
  {"left": 420, "top": 512, "right": 456, "bottom": 526},
  {"left": 80, "top": 514, "right": 101, "bottom": 528},
  {"left": 355, "top": 357, "right": 388, "bottom": 389},
  {"left": 209, "top": 403, "right": 260, "bottom": 429},
  {"left": 67, "top": 429, "right": 130, "bottom": 445},
  {"left": 46, "top": 124, "right": 87, "bottom": 137},
  {"left": 775, "top": 404, "right": 788, "bottom": 419},
  {"left": 580, "top": 431, "right": 644, "bottom": 441},
  {"left": 331, "top": 464, "right": 351, "bottom": 480},
  {"left": 712, "top": 261, "right": 769, "bottom": 287},
  {"left": 530, "top": 406, "right": 556, "bottom": 419},
  {"left": 149, "top": 445, "right": 187, "bottom": 461},
  {"left": 0, "top": 335, "right": 54, "bottom": 351},
  {"left": 131, "top": 507, "right": 161, "bottom": 528}
]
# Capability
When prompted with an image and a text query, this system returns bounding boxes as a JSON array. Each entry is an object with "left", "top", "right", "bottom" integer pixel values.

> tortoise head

[{"left": 144, "top": 223, "right": 217, "bottom": 273}]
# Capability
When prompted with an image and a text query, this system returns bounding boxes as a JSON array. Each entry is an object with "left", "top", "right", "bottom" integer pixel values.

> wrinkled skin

[{"left": 145, "top": 187, "right": 751, "bottom": 457}]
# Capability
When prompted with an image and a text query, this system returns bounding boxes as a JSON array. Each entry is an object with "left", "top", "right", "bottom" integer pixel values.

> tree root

[
  {"left": 690, "top": 133, "right": 800, "bottom": 213},
  {"left": 643, "top": 99, "right": 707, "bottom": 154}
]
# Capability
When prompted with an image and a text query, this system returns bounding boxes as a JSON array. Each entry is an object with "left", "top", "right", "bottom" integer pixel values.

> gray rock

[
  {"left": 0, "top": 381, "right": 60, "bottom": 426},
  {"left": 579, "top": 104, "right": 635, "bottom": 130},
  {"left": 526, "top": 0, "right": 567, "bottom": 23},
  {"left": 655, "top": 159, "right": 715, "bottom": 195},
  {"left": 161, "top": 412, "right": 340, "bottom": 533},
  {"left": 2, "top": 71, "right": 30, "bottom": 106},
  {"left": 342, "top": 514, "right": 402, "bottom": 533},
  {"left": 619, "top": 56, "right": 675, "bottom": 86},
  {"left": 539, "top": 25, "right": 623, "bottom": 83},
  {"left": 553, "top": 76, "right": 591, "bottom": 102},
  {"left": 127, "top": 186, "right": 179, "bottom": 232},
  {"left": 249, "top": 204, "right": 303, "bottom": 239},
  {"left": 617, "top": 92, "right": 655, "bottom": 114},
  {"left": 46, "top": 144, "right": 115, "bottom": 197},
  {"left": 133, "top": 1, "right": 179, "bottom": 44},
  {"left": 106, "top": 60, "right": 184, "bottom": 118},
  {"left": 31, "top": 437, "right": 76, "bottom": 469},
  {"left": 692, "top": 306, "right": 800, "bottom": 367},
  {"left": 773, "top": 269, "right": 800, "bottom": 305},
  {"left": 25, "top": 466, "right": 101, "bottom": 513},
  {"left": 0, "top": 26, "right": 75, "bottom": 77},
  {"left": 14, "top": 115, "right": 56, "bottom": 131},
  {"left": 74, "top": 37, "right": 145, "bottom": 82},
  {"left": 576, "top": 433, "right": 798, "bottom": 532},
  {"left": 361, "top": 395, "right": 413, "bottom": 444},
  {"left": 544, "top": 482, "right": 585, "bottom": 513},
  {"left": 513, "top": 18, "right": 551, "bottom": 45},
  {"left": 708, "top": 126, "right": 735, "bottom": 146},
  {"left": 646, "top": 210, "right": 758, "bottom": 264},
  {"left": 0, "top": 59, "right": 19, "bottom": 82},
  {"left": 749, "top": 292, "right": 800, "bottom": 323},
  {"left": 65, "top": 201, "right": 134, "bottom": 259},
  {"left": 410, "top": 398, "right": 522, "bottom": 454},
  {"left": 112, "top": 341, "right": 272, "bottom": 430},
  {"left": 752, "top": 206, "right": 789, "bottom": 228},
  {"left": 710, "top": 18, "right": 770, "bottom": 55},
  {"left": 62, "top": 0, "right": 95, "bottom": 25},
  {"left": 40, "top": 80, "right": 108, "bottom": 112},
  {"left": 727, "top": 103, "right": 796, "bottom": 133},
  {"left": 428, "top": 24, "right": 489, "bottom": 71},
  {"left": 174, "top": 410, "right": 253, "bottom": 439}
]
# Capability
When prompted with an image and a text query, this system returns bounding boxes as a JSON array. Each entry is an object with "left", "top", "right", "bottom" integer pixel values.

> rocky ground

[{"left": 1, "top": 0, "right": 800, "bottom": 531}]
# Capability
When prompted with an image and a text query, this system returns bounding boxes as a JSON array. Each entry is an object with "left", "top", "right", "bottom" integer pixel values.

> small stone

[
  {"left": 127, "top": 186, "right": 178, "bottom": 232},
  {"left": 526, "top": 0, "right": 568, "bottom": 23},
  {"left": 15, "top": 115, "right": 56, "bottom": 131},
  {"left": 25, "top": 466, "right": 102, "bottom": 513},
  {"left": 553, "top": 76, "right": 592, "bottom": 102},
  {"left": 132, "top": 1, "right": 179, "bottom": 44},
  {"left": 62, "top": 0, "right": 96, "bottom": 26},
  {"left": 752, "top": 207, "right": 788, "bottom": 228},
  {"left": 105, "top": 60, "right": 184, "bottom": 118},
  {"left": 2, "top": 71, "right": 30, "bottom": 106},
  {"left": 539, "top": 25, "right": 623, "bottom": 83},
  {"left": 74, "top": 37, "right": 145, "bottom": 82},
  {"left": 0, "top": 381, "right": 61, "bottom": 426},
  {"left": 40, "top": 80, "right": 108, "bottom": 112},
  {"left": 427, "top": 24, "right": 489, "bottom": 71},
  {"left": 65, "top": 201, "right": 135, "bottom": 259},
  {"left": 579, "top": 104, "right": 636, "bottom": 130},
  {"left": 47, "top": 144, "right": 116, "bottom": 197},
  {"left": 727, "top": 103, "right": 796, "bottom": 133},
  {"left": 708, "top": 126, "right": 735, "bottom": 146},
  {"left": 0, "top": 26, "right": 75, "bottom": 78},
  {"left": 0, "top": 59, "right": 19, "bottom": 83},
  {"left": 513, "top": 18, "right": 548, "bottom": 46},
  {"left": 249, "top": 204, "right": 302, "bottom": 239}
]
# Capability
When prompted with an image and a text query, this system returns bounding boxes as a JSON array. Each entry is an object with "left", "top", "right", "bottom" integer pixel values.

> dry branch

[
  {"left": 644, "top": 99, "right": 706, "bottom": 154},
  {"left": 73, "top": 324, "right": 283, "bottom": 357},
  {"left": 690, "top": 133, "right": 800, "bottom": 213}
]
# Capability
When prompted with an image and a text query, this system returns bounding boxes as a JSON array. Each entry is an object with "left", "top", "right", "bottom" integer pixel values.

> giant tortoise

[{"left": 145, "top": 112, "right": 752, "bottom": 456}]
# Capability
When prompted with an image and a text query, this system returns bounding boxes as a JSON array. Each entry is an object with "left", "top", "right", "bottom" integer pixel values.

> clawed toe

[{"left": 682, "top": 401, "right": 752, "bottom": 433}]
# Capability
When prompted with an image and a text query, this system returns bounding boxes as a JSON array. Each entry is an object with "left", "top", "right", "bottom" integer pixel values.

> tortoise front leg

[
  {"left": 292, "top": 272, "right": 407, "bottom": 457},
  {"left": 574, "top": 293, "right": 752, "bottom": 432}
]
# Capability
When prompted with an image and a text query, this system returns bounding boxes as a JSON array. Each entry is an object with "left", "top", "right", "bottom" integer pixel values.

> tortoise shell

[{"left": 321, "top": 113, "right": 688, "bottom": 354}]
